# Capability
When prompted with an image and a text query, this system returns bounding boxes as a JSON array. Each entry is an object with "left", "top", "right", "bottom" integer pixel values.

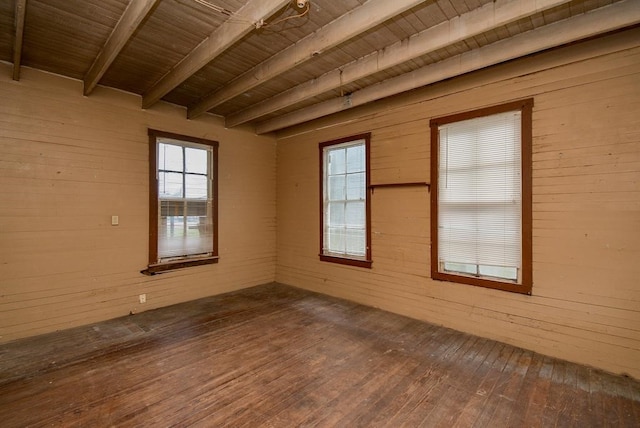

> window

[
  {"left": 319, "top": 133, "right": 372, "bottom": 268},
  {"left": 430, "top": 100, "right": 532, "bottom": 294},
  {"left": 144, "top": 130, "right": 218, "bottom": 274}
]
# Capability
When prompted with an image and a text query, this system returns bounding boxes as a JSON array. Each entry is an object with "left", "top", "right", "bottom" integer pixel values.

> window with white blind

[
  {"left": 144, "top": 130, "right": 219, "bottom": 275},
  {"left": 430, "top": 100, "right": 532, "bottom": 294},
  {"left": 319, "top": 133, "right": 372, "bottom": 268}
]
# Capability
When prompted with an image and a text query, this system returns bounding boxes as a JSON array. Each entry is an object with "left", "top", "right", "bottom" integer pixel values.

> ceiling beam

[
  {"left": 141, "top": 0, "right": 290, "bottom": 110},
  {"left": 188, "top": 0, "right": 428, "bottom": 119},
  {"left": 256, "top": 0, "right": 640, "bottom": 134},
  {"left": 226, "top": 0, "right": 571, "bottom": 128},
  {"left": 12, "top": 0, "right": 27, "bottom": 81},
  {"left": 84, "top": 0, "right": 160, "bottom": 96}
]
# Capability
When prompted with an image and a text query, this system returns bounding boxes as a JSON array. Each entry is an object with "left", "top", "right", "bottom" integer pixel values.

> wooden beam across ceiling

[
  {"left": 12, "top": 0, "right": 27, "bottom": 81},
  {"left": 141, "top": 0, "right": 290, "bottom": 110},
  {"left": 84, "top": 0, "right": 160, "bottom": 96},
  {"left": 256, "top": 0, "right": 640, "bottom": 134},
  {"left": 187, "top": 0, "right": 428, "bottom": 119},
  {"left": 226, "top": 0, "right": 572, "bottom": 128}
]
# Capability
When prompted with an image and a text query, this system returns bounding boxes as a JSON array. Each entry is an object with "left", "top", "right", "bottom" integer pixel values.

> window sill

[
  {"left": 432, "top": 271, "right": 531, "bottom": 295},
  {"left": 319, "top": 254, "right": 372, "bottom": 269},
  {"left": 141, "top": 256, "right": 219, "bottom": 275}
]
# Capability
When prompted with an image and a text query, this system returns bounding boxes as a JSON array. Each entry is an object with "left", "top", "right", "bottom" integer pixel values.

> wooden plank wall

[
  {"left": 0, "top": 63, "right": 277, "bottom": 342},
  {"left": 275, "top": 28, "right": 640, "bottom": 378}
]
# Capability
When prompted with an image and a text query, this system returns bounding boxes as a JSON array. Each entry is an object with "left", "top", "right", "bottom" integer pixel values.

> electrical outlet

[
  {"left": 139, "top": 293, "right": 146, "bottom": 304},
  {"left": 111, "top": 215, "right": 119, "bottom": 226}
]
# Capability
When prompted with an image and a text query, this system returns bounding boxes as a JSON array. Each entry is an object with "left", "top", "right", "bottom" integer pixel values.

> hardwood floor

[{"left": 1, "top": 283, "right": 638, "bottom": 427}]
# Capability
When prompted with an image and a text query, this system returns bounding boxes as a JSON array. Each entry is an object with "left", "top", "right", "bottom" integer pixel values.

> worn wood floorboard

[{"left": 0, "top": 282, "right": 638, "bottom": 427}]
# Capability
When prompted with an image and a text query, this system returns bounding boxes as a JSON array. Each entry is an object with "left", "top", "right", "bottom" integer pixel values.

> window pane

[
  {"left": 185, "top": 147, "right": 208, "bottom": 174},
  {"left": 345, "top": 229, "right": 365, "bottom": 255},
  {"left": 159, "top": 213, "right": 185, "bottom": 258},
  {"left": 326, "top": 227, "right": 346, "bottom": 254},
  {"left": 345, "top": 201, "right": 365, "bottom": 227},
  {"left": 346, "top": 143, "right": 365, "bottom": 173},
  {"left": 159, "top": 172, "right": 183, "bottom": 198},
  {"left": 160, "top": 200, "right": 183, "bottom": 217},
  {"left": 328, "top": 148, "right": 346, "bottom": 175},
  {"left": 159, "top": 223, "right": 213, "bottom": 258},
  {"left": 479, "top": 265, "right": 518, "bottom": 281},
  {"left": 185, "top": 200, "right": 208, "bottom": 217},
  {"left": 346, "top": 172, "right": 365, "bottom": 200},
  {"left": 443, "top": 262, "right": 477, "bottom": 276},
  {"left": 185, "top": 214, "right": 213, "bottom": 253},
  {"left": 327, "top": 202, "right": 345, "bottom": 227},
  {"left": 158, "top": 202, "right": 213, "bottom": 259},
  {"left": 328, "top": 175, "right": 345, "bottom": 201},
  {"left": 185, "top": 174, "right": 208, "bottom": 199},
  {"left": 160, "top": 214, "right": 184, "bottom": 238},
  {"left": 159, "top": 143, "right": 183, "bottom": 172}
]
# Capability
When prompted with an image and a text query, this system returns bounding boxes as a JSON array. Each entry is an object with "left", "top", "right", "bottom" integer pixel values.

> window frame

[
  {"left": 319, "top": 133, "right": 372, "bottom": 268},
  {"left": 144, "top": 129, "right": 219, "bottom": 275},
  {"left": 430, "top": 99, "right": 533, "bottom": 294}
]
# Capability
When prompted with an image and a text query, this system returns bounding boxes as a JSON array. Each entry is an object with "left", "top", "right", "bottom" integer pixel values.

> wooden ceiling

[{"left": 2, "top": 0, "right": 639, "bottom": 134}]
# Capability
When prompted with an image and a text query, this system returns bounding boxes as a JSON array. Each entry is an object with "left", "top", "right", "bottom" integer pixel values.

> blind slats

[{"left": 438, "top": 111, "right": 522, "bottom": 276}]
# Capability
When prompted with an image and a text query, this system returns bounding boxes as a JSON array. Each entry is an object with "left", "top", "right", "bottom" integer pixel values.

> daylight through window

[
  {"left": 320, "top": 134, "right": 372, "bottom": 268},
  {"left": 430, "top": 100, "right": 532, "bottom": 293},
  {"left": 146, "top": 130, "right": 218, "bottom": 274}
]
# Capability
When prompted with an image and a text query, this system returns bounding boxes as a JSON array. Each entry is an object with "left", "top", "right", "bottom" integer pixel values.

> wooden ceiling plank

[
  {"left": 256, "top": 0, "right": 640, "bottom": 134},
  {"left": 83, "top": 0, "right": 160, "bottom": 96},
  {"left": 141, "top": 0, "right": 290, "bottom": 110},
  {"left": 188, "top": 0, "right": 428, "bottom": 119},
  {"left": 12, "top": 0, "right": 27, "bottom": 81},
  {"left": 226, "top": 0, "right": 572, "bottom": 127}
]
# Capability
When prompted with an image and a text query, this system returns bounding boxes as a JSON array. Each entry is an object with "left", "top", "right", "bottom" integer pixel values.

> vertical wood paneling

[
  {"left": 0, "top": 63, "right": 277, "bottom": 342},
  {"left": 275, "top": 30, "right": 640, "bottom": 378}
]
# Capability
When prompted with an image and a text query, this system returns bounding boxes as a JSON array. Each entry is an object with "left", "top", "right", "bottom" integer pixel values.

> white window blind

[
  {"left": 323, "top": 140, "right": 366, "bottom": 257},
  {"left": 438, "top": 110, "right": 522, "bottom": 282},
  {"left": 157, "top": 140, "right": 213, "bottom": 261}
]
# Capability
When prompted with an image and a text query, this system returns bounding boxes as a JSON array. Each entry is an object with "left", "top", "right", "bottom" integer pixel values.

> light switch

[{"left": 111, "top": 215, "right": 119, "bottom": 226}]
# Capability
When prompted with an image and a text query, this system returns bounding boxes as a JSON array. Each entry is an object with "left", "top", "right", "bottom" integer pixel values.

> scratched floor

[{"left": 1, "top": 283, "right": 638, "bottom": 427}]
